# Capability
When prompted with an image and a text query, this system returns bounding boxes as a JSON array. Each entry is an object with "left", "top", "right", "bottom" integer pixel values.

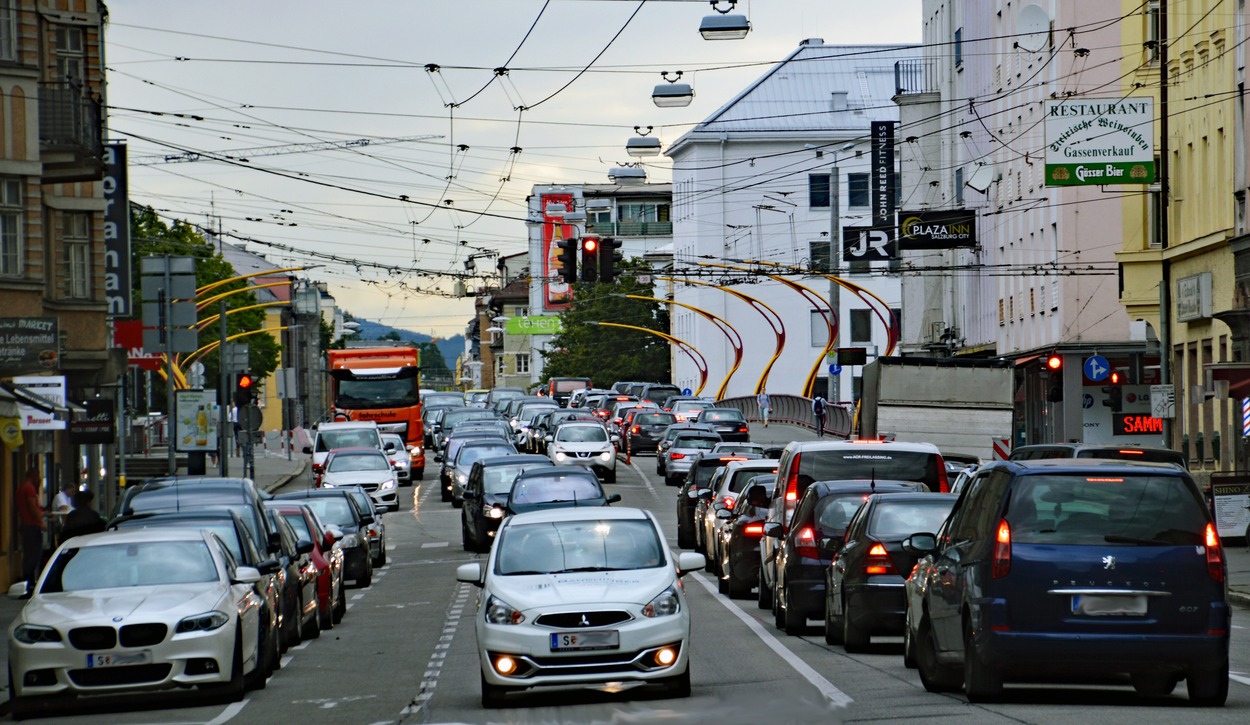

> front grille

[
  {"left": 119, "top": 623, "right": 167, "bottom": 647},
  {"left": 68, "top": 664, "right": 172, "bottom": 687},
  {"left": 69, "top": 627, "right": 116, "bottom": 651},
  {"left": 356, "top": 483, "right": 379, "bottom": 492},
  {"left": 535, "top": 611, "right": 633, "bottom": 628}
]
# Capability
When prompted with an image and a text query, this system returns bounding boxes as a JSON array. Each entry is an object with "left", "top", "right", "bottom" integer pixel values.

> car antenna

[{"left": 870, "top": 468, "right": 876, "bottom": 493}]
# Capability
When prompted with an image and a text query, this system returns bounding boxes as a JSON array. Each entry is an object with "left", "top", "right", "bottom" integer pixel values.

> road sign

[
  {"left": 1150, "top": 385, "right": 1175, "bottom": 419},
  {"left": 1083, "top": 355, "right": 1109, "bottom": 382},
  {"left": 829, "top": 364, "right": 843, "bottom": 376},
  {"left": 992, "top": 437, "right": 1011, "bottom": 461},
  {"left": 681, "top": 387, "right": 692, "bottom": 396},
  {"left": 241, "top": 404, "right": 264, "bottom": 431}
]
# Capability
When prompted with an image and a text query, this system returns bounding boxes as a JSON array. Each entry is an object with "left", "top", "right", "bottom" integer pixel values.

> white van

[{"left": 303, "top": 421, "right": 388, "bottom": 484}]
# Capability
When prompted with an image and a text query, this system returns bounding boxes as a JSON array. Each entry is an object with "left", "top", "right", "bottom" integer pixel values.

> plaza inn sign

[{"left": 1044, "top": 98, "right": 1155, "bottom": 187}]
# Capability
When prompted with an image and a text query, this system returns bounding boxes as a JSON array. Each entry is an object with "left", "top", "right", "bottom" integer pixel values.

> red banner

[{"left": 542, "top": 193, "right": 574, "bottom": 311}]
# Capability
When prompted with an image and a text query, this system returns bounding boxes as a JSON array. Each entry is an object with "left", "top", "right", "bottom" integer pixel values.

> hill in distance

[{"left": 349, "top": 318, "right": 463, "bottom": 371}]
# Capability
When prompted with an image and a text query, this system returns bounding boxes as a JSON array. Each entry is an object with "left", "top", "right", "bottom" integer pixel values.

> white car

[
  {"left": 8, "top": 528, "right": 266, "bottom": 716},
  {"left": 380, "top": 433, "right": 413, "bottom": 485},
  {"left": 548, "top": 422, "right": 618, "bottom": 483},
  {"left": 319, "top": 447, "right": 400, "bottom": 511},
  {"left": 456, "top": 507, "right": 705, "bottom": 708}
]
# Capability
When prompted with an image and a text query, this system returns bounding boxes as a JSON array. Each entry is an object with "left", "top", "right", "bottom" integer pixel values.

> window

[
  {"left": 0, "top": 2, "right": 16, "bottom": 61},
  {"left": 955, "top": 167, "right": 965, "bottom": 206},
  {"left": 588, "top": 209, "right": 612, "bottom": 225},
  {"left": 954, "top": 27, "right": 963, "bottom": 67},
  {"left": 54, "top": 26, "right": 85, "bottom": 86},
  {"left": 809, "top": 240, "right": 831, "bottom": 272},
  {"left": 850, "top": 308, "right": 873, "bottom": 344},
  {"left": 516, "top": 353, "right": 530, "bottom": 374},
  {"left": 1146, "top": 2, "right": 1160, "bottom": 62},
  {"left": 513, "top": 306, "right": 528, "bottom": 317},
  {"left": 810, "top": 310, "right": 831, "bottom": 348},
  {"left": 847, "top": 173, "right": 870, "bottom": 207},
  {"left": 63, "top": 212, "right": 90, "bottom": 299},
  {"left": 497, "top": 356, "right": 505, "bottom": 376},
  {"left": 0, "top": 178, "right": 21, "bottom": 276},
  {"left": 809, "top": 174, "right": 830, "bottom": 208},
  {"left": 617, "top": 202, "right": 669, "bottom": 223}
]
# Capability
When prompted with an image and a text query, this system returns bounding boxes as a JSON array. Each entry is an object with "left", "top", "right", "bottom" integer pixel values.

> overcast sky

[{"left": 106, "top": 0, "right": 921, "bottom": 338}]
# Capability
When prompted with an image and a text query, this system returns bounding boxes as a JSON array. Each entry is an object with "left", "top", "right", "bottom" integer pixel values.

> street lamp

[
  {"left": 626, "top": 126, "right": 661, "bottom": 157},
  {"left": 699, "top": 0, "right": 750, "bottom": 40},
  {"left": 652, "top": 71, "right": 693, "bottom": 108}
]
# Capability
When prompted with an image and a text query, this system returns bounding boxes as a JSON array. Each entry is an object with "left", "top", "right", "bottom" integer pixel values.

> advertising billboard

[
  {"left": 1044, "top": 98, "right": 1154, "bottom": 186},
  {"left": 541, "top": 192, "right": 574, "bottom": 311}
]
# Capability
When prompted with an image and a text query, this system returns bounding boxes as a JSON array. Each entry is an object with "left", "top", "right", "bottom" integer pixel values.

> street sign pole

[{"left": 218, "top": 299, "right": 229, "bottom": 476}]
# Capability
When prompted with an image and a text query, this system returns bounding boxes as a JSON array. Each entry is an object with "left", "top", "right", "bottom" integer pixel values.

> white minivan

[{"left": 303, "top": 420, "right": 388, "bottom": 485}]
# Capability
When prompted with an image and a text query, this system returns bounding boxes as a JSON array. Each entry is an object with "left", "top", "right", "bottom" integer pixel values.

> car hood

[
  {"left": 21, "top": 584, "right": 226, "bottom": 625},
  {"left": 552, "top": 442, "right": 612, "bottom": 453},
  {"left": 322, "top": 471, "right": 393, "bottom": 486},
  {"left": 490, "top": 567, "right": 674, "bottom": 609}
]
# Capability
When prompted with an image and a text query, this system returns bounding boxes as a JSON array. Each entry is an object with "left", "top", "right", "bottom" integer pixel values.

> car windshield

[
  {"left": 114, "top": 518, "right": 245, "bottom": 562},
  {"left": 444, "top": 409, "right": 499, "bottom": 428},
  {"left": 483, "top": 463, "right": 548, "bottom": 495},
  {"left": 510, "top": 475, "right": 602, "bottom": 505},
  {"left": 674, "top": 436, "right": 718, "bottom": 450},
  {"left": 496, "top": 519, "right": 664, "bottom": 574},
  {"left": 797, "top": 449, "right": 941, "bottom": 488},
  {"left": 327, "top": 451, "right": 390, "bottom": 472},
  {"left": 458, "top": 445, "right": 514, "bottom": 468},
  {"left": 868, "top": 499, "right": 957, "bottom": 539},
  {"left": 556, "top": 426, "right": 607, "bottom": 443},
  {"left": 1007, "top": 474, "right": 1207, "bottom": 546},
  {"left": 521, "top": 406, "right": 557, "bottom": 423},
  {"left": 425, "top": 393, "right": 466, "bottom": 407},
  {"left": 815, "top": 493, "right": 873, "bottom": 534},
  {"left": 300, "top": 498, "right": 356, "bottom": 527},
  {"left": 317, "top": 429, "right": 378, "bottom": 451},
  {"left": 42, "top": 541, "right": 219, "bottom": 592}
]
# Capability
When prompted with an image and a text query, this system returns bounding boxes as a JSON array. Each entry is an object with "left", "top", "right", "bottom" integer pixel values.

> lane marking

[
  {"left": 688, "top": 573, "right": 852, "bottom": 707},
  {"left": 399, "top": 582, "right": 471, "bottom": 717},
  {"left": 1232, "top": 672, "right": 1250, "bottom": 687},
  {"left": 205, "top": 699, "right": 250, "bottom": 725},
  {"left": 422, "top": 541, "right": 450, "bottom": 549},
  {"left": 351, "top": 593, "right": 366, "bottom": 601},
  {"left": 628, "top": 461, "right": 657, "bottom": 497}
]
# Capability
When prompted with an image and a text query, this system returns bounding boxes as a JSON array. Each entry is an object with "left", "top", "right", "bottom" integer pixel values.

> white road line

[
  {"left": 628, "top": 461, "right": 657, "bottom": 496},
  {"left": 280, "top": 655, "right": 294, "bottom": 668},
  {"left": 400, "top": 582, "right": 471, "bottom": 717},
  {"left": 1232, "top": 672, "right": 1250, "bottom": 688},
  {"left": 688, "top": 573, "right": 852, "bottom": 707},
  {"left": 204, "top": 699, "right": 250, "bottom": 725},
  {"left": 422, "top": 541, "right": 450, "bottom": 549},
  {"left": 351, "top": 593, "right": 366, "bottom": 601}
]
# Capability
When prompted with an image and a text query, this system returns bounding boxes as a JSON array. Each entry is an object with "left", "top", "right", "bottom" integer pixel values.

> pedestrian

[
  {"left": 812, "top": 395, "right": 828, "bottom": 438},
  {"left": 60, "top": 489, "right": 106, "bottom": 546},
  {"left": 52, "top": 480, "right": 76, "bottom": 515},
  {"left": 756, "top": 389, "right": 771, "bottom": 428},
  {"left": 16, "top": 469, "right": 47, "bottom": 598},
  {"left": 230, "top": 403, "right": 241, "bottom": 456}
]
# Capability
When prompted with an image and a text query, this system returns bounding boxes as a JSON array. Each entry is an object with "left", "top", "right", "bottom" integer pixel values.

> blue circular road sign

[
  {"left": 829, "top": 364, "right": 843, "bottom": 376},
  {"left": 681, "top": 387, "right": 692, "bottom": 396},
  {"left": 1084, "top": 355, "right": 1110, "bottom": 382}
]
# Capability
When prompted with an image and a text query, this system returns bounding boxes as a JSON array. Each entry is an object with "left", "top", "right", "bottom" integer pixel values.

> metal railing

[
  {"left": 585, "top": 220, "right": 673, "bottom": 237},
  {"left": 715, "top": 394, "right": 851, "bottom": 438},
  {"left": 38, "top": 82, "right": 102, "bottom": 154},
  {"left": 894, "top": 59, "right": 938, "bottom": 96}
]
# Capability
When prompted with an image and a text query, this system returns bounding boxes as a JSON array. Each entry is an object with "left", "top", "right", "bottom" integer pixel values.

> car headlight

[
  {"left": 485, "top": 504, "right": 504, "bottom": 519},
  {"left": 175, "top": 611, "right": 230, "bottom": 633},
  {"left": 485, "top": 595, "right": 525, "bottom": 625},
  {"left": 642, "top": 586, "right": 681, "bottom": 618},
  {"left": 381, "top": 479, "right": 396, "bottom": 490},
  {"left": 341, "top": 534, "right": 360, "bottom": 548},
  {"left": 457, "top": 473, "right": 467, "bottom": 484},
  {"left": 554, "top": 451, "right": 567, "bottom": 461},
  {"left": 599, "top": 451, "right": 613, "bottom": 462},
  {"left": 13, "top": 624, "right": 61, "bottom": 644}
]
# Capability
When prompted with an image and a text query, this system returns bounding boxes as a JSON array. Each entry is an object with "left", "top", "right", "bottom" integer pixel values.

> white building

[{"left": 666, "top": 40, "right": 920, "bottom": 403}]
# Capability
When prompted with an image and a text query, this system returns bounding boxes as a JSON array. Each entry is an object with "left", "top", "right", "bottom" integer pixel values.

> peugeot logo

[
  {"left": 1102, "top": 555, "right": 1116, "bottom": 570},
  {"left": 578, "top": 614, "right": 591, "bottom": 627}
]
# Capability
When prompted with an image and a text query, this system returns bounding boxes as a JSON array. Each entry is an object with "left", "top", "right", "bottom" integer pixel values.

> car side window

[
  {"left": 968, "top": 470, "right": 1012, "bottom": 540},
  {"left": 948, "top": 473, "right": 988, "bottom": 542},
  {"left": 791, "top": 487, "right": 818, "bottom": 528}
]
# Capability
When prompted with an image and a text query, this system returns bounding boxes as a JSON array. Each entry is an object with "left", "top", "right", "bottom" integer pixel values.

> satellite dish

[
  {"left": 1016, "top": 4, "right": 1051, "bottom": 53},
  {"left": 966, "top": 164, "right": 995, "bottom": 193}
]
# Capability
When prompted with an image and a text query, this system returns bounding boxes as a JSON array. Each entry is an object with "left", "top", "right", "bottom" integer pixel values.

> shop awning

[
  {"left": 1205, "top": 363, "right": 1250, "bottom": 399},
  {"left": 0, "top": 381, "right": 75, "bottom": 417}
]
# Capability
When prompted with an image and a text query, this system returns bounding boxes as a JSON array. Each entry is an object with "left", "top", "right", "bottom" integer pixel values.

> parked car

[
  {"left": 766, "top": 480, "right": 927, "bottom": 635},
  {"left": 505, "top": 467, "right": 621, "bottom": 515},
  {"left": 547, "top": 422, "right": 618, "bottom": 483},
  {"left": 717, "top": 476, "right": 775, "bottom": 598},
  {"left": 455, "top": 506, "right": 705, "bottom": 707},
  {"left": 905, "top": 459, "right": 1228, "bottom": 704},
  {"left": 342, "top": 486, "right": 388, "bottom": 568},
  {"left": 318, "top": 447, "right": 400, "bottom": 512},
  {"left": 676, "top": 453, "right": 762, "bottom": 550},
  {"left": 266, "top": 501, "right": 345, "bottom": 631},
  {"left": 9, "top": 528, "right": 268, "bottom": 715},
  {"left": 380, "top": 433, "right": 413, "bottom": 485},
  {"left": 823, "top": 492, "right": 957, "bottom": 650},
  {"left": 450, "top": 438, "right": 519, "bottom": 507},
  {"left": 265, "top": 508, "right": 321, "bottom": 646},
  {"left": 624, "top": 411, "right": 678, "bottom": 458},
  {"left": 693, "top": 408, "right": 751, "bottom": 442},
  {"left": 272, "top": 489, "right": 376, "bottom": 588},
  {"left": 303, "top": 421, "right": 386, "bottom": 485},
  {"left": 460, "top": 454, "right": 553, "bottom": 552},
  {"left": 116, "top": 476, "right": 283, "bottom": 560},
  {"left": 697, "top": 459, "right": 778, "bottom": 569},
  {"left": 662, "top": 430, "right": 722, "bottom": 486}
]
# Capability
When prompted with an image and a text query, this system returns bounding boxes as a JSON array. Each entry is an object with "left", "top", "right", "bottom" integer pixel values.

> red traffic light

[
  {"left": 1045, "top": 355, "right": 1062, "bottom": 371},
  {"left": 1109, "top": 371, "right": 1121, "bottom": 384},
  {"left": 583, "top": 238, "right": 598, "bottom": 253},
  {"left": 238, "top": 374, "right": 255, "bottom": 389}
]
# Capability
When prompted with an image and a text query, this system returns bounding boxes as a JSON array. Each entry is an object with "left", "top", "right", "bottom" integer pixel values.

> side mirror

[
  {"left": 697, "top": 488, "right": 713, "bottom": 500},
  {"left": 359, "top": 514, "right": 375, "bottom": 526},
  {"left": 606, "top": 493, "right": 622, "bottom": 505},
  {"left": 544, "top": 434, "right": 554, "bottom": 443},
  {"left": 233, "top": 566, "right": 262, "bottom": 585},
  {"left": 903, "top": 532, "right": 938, "bottom": 554},
  {"left": 302, "top": 446, "right": 313, "bottom": 455},
  {"left": 818, "top": 537, "right": 842, "bottom": 553},
  {"left": 676, "top": 552, "right": 706, "bottom": 576},
  {"left": 462, "top": 489, "right": 478, "bottom": 500},
  {"left": 384, "top": 442, "right": 396, "bottom": 451},
  {"left": 257, "top": 559, "right": 281, "bottom": 575},
  {"left": 763, "top": 522, "right": 784, "bottom": 539},
  {"left": 715, "top": 508, "right": 733, "bottom": 520},
  {"left": 295, "top": 540, "right": 315, "bottom": 556},
  {"left": 611, "top": 434, "right": 621, "bottom": 444},
  {"left": 268, "top": 531, "right": 283, "bottom": 554},
  {"left": 456, "top": 562, "right": 485, "bottom": 587},
  {"left": 685, "top": 489, "right": 701, "bottom": 500},
  {"left": 434, "top": 453, "right": 444, "bottom": 463}
]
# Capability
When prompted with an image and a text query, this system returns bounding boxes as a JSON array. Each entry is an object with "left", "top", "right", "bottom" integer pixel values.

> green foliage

[
  {"left": 542, "top": 262, "right": 670, "bottom": 386},
  {"left": 416, "top": 342, "right": 453, "bottom": 388}
]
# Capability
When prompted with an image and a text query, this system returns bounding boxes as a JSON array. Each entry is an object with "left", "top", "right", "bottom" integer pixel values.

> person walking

[
  {"left": 756, "top": 390, "right": 771, "bottom": 428},
  {"left": 16, "top": 469, "right": 47, "bottom": 598},
  {"left": 60, "top": 489, "right": 106, "bottom": 546},
  {"left": 812, "top": 395, "right": 828, "bottom": 438},
  {"left": 229, "top": 403, "right": 241, "bottom": 456}
]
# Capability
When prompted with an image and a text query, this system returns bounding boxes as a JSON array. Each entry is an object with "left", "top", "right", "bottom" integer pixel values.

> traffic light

[
  {"left": 234, "top": 373, "right": 255, "bottom": 406},
  {"left": 555, "top": 237, "right": 578, "bottom": 285},
  {"left": 1045, "top": 354, "right": 1063, "bottom": 401},
  {"left": 580, "top": 237, "right": 599, "bottom": 283},
  {"left": 1102, "top": 373, "right": 1123, "bottom": 412},
  {"left": 598, "top": 237, "right": 623, "bottom": 283}
]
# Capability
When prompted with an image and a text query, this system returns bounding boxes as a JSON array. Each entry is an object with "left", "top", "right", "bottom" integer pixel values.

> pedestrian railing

[{"left": 715, "top": 394, "right": 851, "bottom": 438}]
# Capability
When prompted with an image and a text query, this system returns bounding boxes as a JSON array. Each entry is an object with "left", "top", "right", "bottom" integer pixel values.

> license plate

[
  {"left": 87, "top": 651, "right": 152, "bottom": 668},
  {"left": 1071, "top": 594, "right": 1147, "bottom": 616},
  {"left": 550, "top": 630, "right": 619, "bottom": 651}
]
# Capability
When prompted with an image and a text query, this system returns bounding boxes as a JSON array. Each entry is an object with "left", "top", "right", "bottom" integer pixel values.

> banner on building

[
  {"left": 897, "top": 210, "right": 977, "bottom": 250},
  {"left": 870, "top": 121, "right": 896, "bottom": 229},
  {"left": 14, "top": 375, "right": 66, "bottom": 430},
  {"left": 103, "top": 143, "right": 133, "bottom": 317},
  {"left": 0, "top": 317, "right": 59, "bottom": 374},
  {"left": 505, "top": 316, "right": 563, "bottom": 335},
  {"left": 1044, "top": 98, "right": 1155, "bottom": 186},
  {"left": 69, "top": 399, "right": 115, "bottom": 445},
  {"left": 540, "top": 193, "right": 574, "bottom": 312},
  {"left": 841, "top": 226, "right": 896, "bottom": 262}
]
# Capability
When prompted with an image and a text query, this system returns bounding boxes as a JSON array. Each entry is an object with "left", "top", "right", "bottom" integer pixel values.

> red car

[{"left": 265, "top": 501, "right": 346, "bottom": 631}]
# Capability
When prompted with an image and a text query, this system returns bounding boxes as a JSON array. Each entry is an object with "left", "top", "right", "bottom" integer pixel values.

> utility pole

[
  {"left": 1158, "top": 0, "right": 1172, "bottom": 448},
  {"left": 218, "top": 299, "right": 229, "bottom": 476}
]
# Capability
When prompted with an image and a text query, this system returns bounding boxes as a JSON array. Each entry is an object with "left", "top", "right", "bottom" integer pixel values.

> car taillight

[
  {"left": 991, "top": 519, "right": 1011, "bottom": 579},
  {"left": 312, "top": 463, "right": 323, "bottom": 473},
  {"left": 865, "top": 542, "right": 897, "bottom": 575},
  {"left": 674, "top": 415, "right": 686, "bottom": 422},
  {"left": 743, "top": 522, "right": 764, "bottom": 536},
  {"left": 936, "top": 458, "right": 950, "bottom": 493},
  {"left": 784, "top": 453, "right": 801, "bottom": 503},
  {"left": 721, "top": 495, "right": 736, "bottom": 510},
  {"left": 670, "top": 452, "right": 685, "bottom": 460},
  {"left": 795, "top": 526, "right": 820, "bottom": 559},
  {"left": 631, "top": 425, "right": 641, "bottom": 434},
  {"left": 737, "top": 425, "right": 748, "bottom": 432},
  {"left": 1205, "top": 522, "right": 1225, "bottom": 583}
]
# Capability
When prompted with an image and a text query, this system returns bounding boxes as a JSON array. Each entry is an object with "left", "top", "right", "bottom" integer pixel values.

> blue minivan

[{"left": 905, "top": 459, "right": 1229, "bottom": 705}]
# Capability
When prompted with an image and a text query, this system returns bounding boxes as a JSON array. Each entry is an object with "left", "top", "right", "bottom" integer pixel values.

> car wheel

[
  {"left": 375, "top": 540, "right": 388, "bottom": 568},
  {"left": 267, "top": 616, "right": 281, "bottom": 675},
  {"left": 359, "top": 557, "right": 373, "bottom": 588},
  {"left": 717, "top": 572, "right": 728, "bottom": 594},
  {"left": 1187, "top": 658, "right": 1229, "bottom": 706},
  {"left": 332, "top": 580, "right": 346, "bottom": 624},
  {"left": 1131, "top": 672, "right": 1178, "bottom": 696},
  {"left": 902, "top": 617, "right": 917, "bottom": 669},
  {"left": 481, "top": 671, "right": 515, "bottom": 709},
  {"left": 823, "top": 591, "right": 843, "bottom": 645},
  {"left": 461, "top": 517, "right": 473, "bottom": 551},
  {"left": 756, "top": 566, "right": 773, "bottom": 610},
  {"left": 218, "top": 627, "right": 246, "bottom": 701},
  {"left": 916, "top": 615, "right": 961, "bottom": 693},
  {"left": 963, "top": 621, "right": 1002, "bottom": 702},
  {"left": 842, "top": 595, "right": 870, "bottom": 652},
  {"left": 301, "top": 599, "right": 321, "bottom": 640},
  {"left": 659, "top": 666, "right": 692, "bottom": 698},
  {"left": 451, "top": 495, "right": 463, "bottom": 509},
  {"left": 604, "top": 468, "right": 616, "bottom": 484},
  {"left": 244, "top": 621, "right": 268, "bottom": 691},
  {"left": 783, "top": 586, "right": 806, "bottom": 636},
  {"left": 318, "top": 595, "right": 333, "bottom": 631}
]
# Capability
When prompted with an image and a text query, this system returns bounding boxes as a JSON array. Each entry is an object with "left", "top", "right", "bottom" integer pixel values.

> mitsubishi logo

[
  {"left": 578, "top": 614, "right": 591, "bottom": 627},
  {"left": 1102, "top": 555, "right": 1116, "bottom": 570}
]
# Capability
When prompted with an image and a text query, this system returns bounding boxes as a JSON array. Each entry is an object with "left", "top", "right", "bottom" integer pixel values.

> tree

[
  {"left": 416, "top": 342, "right": 453, "bottom": 389},
  {"left": 542, "top": 260, "right": 670, "bottom": 386}
]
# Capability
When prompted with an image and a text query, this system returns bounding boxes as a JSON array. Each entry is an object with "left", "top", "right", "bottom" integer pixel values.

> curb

[
  {"left": 263, "top": 460, "right": 307, "bottom": 493},
  {"left": 1228, "top": 589, "right": 1250, "bottom": 610}
]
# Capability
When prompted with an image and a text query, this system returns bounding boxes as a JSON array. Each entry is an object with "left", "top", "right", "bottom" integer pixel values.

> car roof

[
  {"left": 506, "top": 505, "right": 652, "bottom": 526},
  {"left": 62, "top": 527, "right": 214, "bottom": 548},
  {"left": 474, "top": 454, "right": 551, "bottom": 467},
  {"left": 784, "top": 439, "right": 942, "bottom": 454},
  {"left": 866, "top": 492, "right": 959, "bottom": 504},
  {"left": 112, "top": 509, "right": 245, "bottom": 525},
  {"left": 991, "top": 458, "right": 1192, "bottom": 475},
  {"left": 316, "top": 421, "right": 380, "bottom": 431}
]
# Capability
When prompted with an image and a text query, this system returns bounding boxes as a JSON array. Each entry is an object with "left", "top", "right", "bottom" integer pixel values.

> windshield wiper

[
  {"left": 1104, "top": 534, "right": 1167, "bottom": 546},
  {"left": 505, "top": 570, "right": 553, "bottom": 576},
  {"left": 556, "top": 566, "right": 623, "bottom": 573}
]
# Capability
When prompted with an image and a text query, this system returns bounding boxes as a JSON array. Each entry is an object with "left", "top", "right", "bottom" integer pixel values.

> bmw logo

[{"left": 112, "top": 617, "right": 123, "bottom": 622}]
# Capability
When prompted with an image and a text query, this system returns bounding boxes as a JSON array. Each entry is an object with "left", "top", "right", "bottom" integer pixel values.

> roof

[
  {"left": 785, "top": 439, "right": 942, "bottom": 454},
  {"left": 507, "top": 505, "right": 651, "bottom": 526},
  {"left": 64, "top": 527, "right": 214, "bottom": 547},
  {"left": 668, "top": 41, "right": 920, "bottom": 152}
]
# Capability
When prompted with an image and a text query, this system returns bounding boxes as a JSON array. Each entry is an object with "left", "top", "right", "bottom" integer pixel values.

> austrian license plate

[
  {"left": 87, "top": 651, "right": 152, "bottom": 668},
  {"left": 550, "top": 630, "right": 620, "bottom": 652},
  {"left": 1071, "top": 594, "right": 1147, "bottom": 616}
]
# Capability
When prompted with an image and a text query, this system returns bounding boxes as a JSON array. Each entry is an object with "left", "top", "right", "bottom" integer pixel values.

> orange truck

[{"left": 326, "top": 346, "right": 425, "bottom": 478}]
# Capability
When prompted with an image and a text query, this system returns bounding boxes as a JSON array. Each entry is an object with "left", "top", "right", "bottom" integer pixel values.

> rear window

[
  {"left": 552, "top": 379, "right": 591, "bottom": 393},
  {"left": 674, "top": 436, "right": 718, "bottom": 450},
  {"left": 556, "top": 426, "right": 608, "bottom": 443},
  {"left": 1006, "top": 473, "right": 1207, "bottom": 546},
  {"left": 1078, "top": 448, "right": 1186, "bottom": 468},
  {"left": 317, "top": 428, "right": 379, "bottom": 451},
  {"left": 868, "top": 499, "right": 957, "bottom": 539},
  {"left": 702, "top": 410, "right": 744, "bottom": 422},
  {"left": 799, "top": 448, "right": 943, "bottom": 489},
  {"left": 637, "top": 413, "right": 676, "bottom": 426},
  {"left": 814, "top": 493, "right": 872, "bottom": 534}
]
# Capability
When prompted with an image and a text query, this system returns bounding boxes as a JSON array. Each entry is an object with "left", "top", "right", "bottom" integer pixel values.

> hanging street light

[
  {"left": 699, "top": 0, "right": 750, "bottom": 40},
  {"left": 652, "top": 71, "right": 694, "bottom": 108},
  {"left": 626, "top": 126, "right": 661, "bottom": 157}
]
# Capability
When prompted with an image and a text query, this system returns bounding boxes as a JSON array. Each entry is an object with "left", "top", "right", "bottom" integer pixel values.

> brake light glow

[
  {"left": 721, "top": 495, "right": 736, "bottom": 510},
  {"left": 723, "top": 456, "right": 748, "bottom": 462},
  {"left": 865, "top": 542, "right": 897, "bottom": 575},
  {"left": 795, "top": 526, "right": 820, "bottom": 559},
  {"left": 1085, "top": 477, "right": 1124, "bottom": 483},
  {"left": 631, "top": 425, "right": 641, "bottom": 434},
  {"left": 784, "top": 452, "right": 801, "bottom": 502},
  {"left": 1205, "top": 522, "right": 1225, "bottom": 583},
  {"left": 852, "top": 439, "right": 884, "bottom": 444},
  {"left": 936, "top": 458, "right": 950, "bottom": 493},
  {"left": 743, "top": 522, "right": 764, "bottom": 536},
  {"left": 1117, "top": 449, "right": 1144, "bottom": 455},
  {"left": 737, "top": 425, "right": 748, "bottom": 432},
  {"left": 674, "top": 415, "right": 686, "bottom": 422},
  {"left": 991, "top": 519, "right": 1011, "bottom": 579},
  {"left": 670, "top": 452, "right": 685, "bottom": 460}
]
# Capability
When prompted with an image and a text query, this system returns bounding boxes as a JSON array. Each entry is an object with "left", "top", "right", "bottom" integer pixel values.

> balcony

[
  {"left": 39, "top": 83, "right": 104, "bottom": 182},
  {"left": 585, "top": 220, "right": 673, "bottom": 237},
  {"left": 894, "top": 59, "right": 939, "bottom": 97}
]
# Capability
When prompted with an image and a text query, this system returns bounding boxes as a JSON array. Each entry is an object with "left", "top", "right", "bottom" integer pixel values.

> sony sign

[{"left": 103, "top": 143, "right": 133, "bottom": 317}]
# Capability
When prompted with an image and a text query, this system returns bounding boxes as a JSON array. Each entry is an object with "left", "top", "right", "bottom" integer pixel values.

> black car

[
  {"left": 1007, "top": 443, "right": 1186, "bottom": 468},
  {"left": 265, "top": 507, "right": 321, "bottom": 647},
  {"left": 273, "top": 489, "right": 376, "bottom": 588},
  {"left": 824, "top": 492, "right": 956, "bottom": 650},
  {"left": 461, "top": 454, "right": 553, "bottom": 552},
  {"left": 439, "top": 431, "right": 512, "bottom": 502},
  {"left": 625, "top": 411, "right": 678, "bottom": 458},
  {"left": 676, "top": 453, "right": 762, "bottom": 549},
  {"left": 117, "top": 476, "right": 283, "bottom": 558},
  {"left": 450, "top": 438, "right": 518, "bottom": 507},
  {"left": 766, "top": 480, "right": 927, "bottom": 636},
  {"left": 693, "top": 407, "right": 751, "bottom": 442},
  {"left": 505, "top": 468, "right": 621, "bottom": 515},
  {"left": 637, "top": 383, "right": 682, "bottom": 408},
  {"left": 716, "top": 476, "right": 775, "bottom": 598}
]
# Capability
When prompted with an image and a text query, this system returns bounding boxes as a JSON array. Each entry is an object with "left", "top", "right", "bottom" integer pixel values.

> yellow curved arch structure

[
  {"left": 589, "top": 321, "right": 708, "bottom": 395},
  {"left": 625, "top": 294, "right": 743, "bottom": 400},
  {"left": 665, "top": 275, "right": 784, "bottom": 395}
]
